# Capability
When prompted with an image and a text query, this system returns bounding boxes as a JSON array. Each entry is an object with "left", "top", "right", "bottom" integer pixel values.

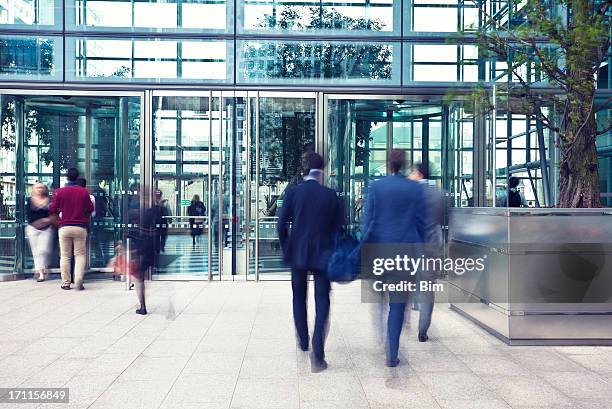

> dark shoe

[
  {"left": 76, "top": 284, "right": 85, "bottom": 291},
  {"left": 299, "top": 339, "right": 309, "bottom": 352},
  {"left": 36, "top": 276, "right": 45, "bottom": 283},
  {"left": 310, "top": 353, "right": 328, "bottom": 373},
  {"left": 135, "top": 307, "right": 148, "bottom": 315},
  {"left": 418, "top": 333, "right": 429, "bottom": 342},
  {"left": 386, "top": 358, "right": 400, "bottom": 367},
  {"left": 61, "top": 284, "right": 71, "bottom": 290}
]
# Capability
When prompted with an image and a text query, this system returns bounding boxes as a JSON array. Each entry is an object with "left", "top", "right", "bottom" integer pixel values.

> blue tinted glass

[
  {"left": 238, "top": 40, "right": 400, "bottom": 85},
  {"left": 239, "top": 0, "right": 399, "bottom": 35},
  {"left": 0, "top": 0, "right": 61, "bottom": 28},
  {"left": 0, "top": 35, "right": 62, "bottom": 80},
  {"left": 66, "top": 37, "right": 232, "bottom": 83},
  {"left": 66, "top": 0, "right": 231, "bottom": 32},
  {"left": 403, "top": 42, "right": 484, "bottom": 83}
]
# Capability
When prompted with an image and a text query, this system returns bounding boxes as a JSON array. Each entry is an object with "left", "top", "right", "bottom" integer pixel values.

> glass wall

[
  {"left": 0, "top": 35, "right": 62, "bottom": 81},
  {"left": 66, "top": 38, "right": 232, "bottom": 83},
  {"left": 238, "top": 0, "right": 399, "bottom": 35},
  {"left": 66, "top": 0, "right": 232, "bottom": 33},
  {"left": 0, "top": 93, "right": 141, "bottom": 277},
  {"left": 0, "top": 0, "right": 62, "bottom": 28},
  {"left": 326, "top": 96, "right": 456, "bottom": 231},
  {"left": 0, "top": 0, "right": 609, "bottom": 88},
  {"left": 238, "top": 40, "right": 399, "bottom": 85}
]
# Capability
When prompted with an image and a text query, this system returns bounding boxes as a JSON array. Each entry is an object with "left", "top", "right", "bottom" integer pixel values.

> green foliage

[
  {"left": 462, "top": 0, "right": 610, "bottom": 139},
  {"left": 460, "top": 0, "right": 610, "bottom": 207}
]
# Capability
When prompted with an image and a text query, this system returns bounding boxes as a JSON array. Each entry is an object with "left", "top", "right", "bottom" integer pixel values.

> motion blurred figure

[
  {"left": 130, "top": 190, "right": 164, "bottom": 315},
  {"left": 188, "top": 194, "right": 206, "bottom": 247},
  {"left": 361, "top": 150, "right": 426, "bottom": 367},
  {"left": 50, "top": 168, "right": 94, "bottom": 291},
  {"left": 160, "top": 199, "right": 171, "bottom": 252},
  {"left": 25, "top": 183, "right": 55, "bottom": 282},
  {"left": 277, "top": 152, "right": 343, "bottom": 372},
  {"left": 408, "top": 162, "right": 448, "bottom": 342}
]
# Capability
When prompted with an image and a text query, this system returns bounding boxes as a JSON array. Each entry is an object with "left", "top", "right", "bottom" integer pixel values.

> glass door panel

[
  {"left": 217, "top": 91, "right": 251, "bottom": 279},
  {"left": 0, "top": 93, "right": 141, "bottom": 277},
  {"left": 252, "top": 94, "right": 316, "bottom": 280},
  {"left": 152, "top": 94, "right": 211, "bottom": 279},
  {"left": 327, "top": 96, "right": 448, "bottom": 233}
]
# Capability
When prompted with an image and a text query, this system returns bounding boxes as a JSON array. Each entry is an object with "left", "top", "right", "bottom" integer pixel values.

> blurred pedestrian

[
  {"left": 277, "top": 152, "right": 344, "bottom": 373},
  {"left": 361, "top": 150, "right": 427, "bottom": 367},
  {"left": 25, "top": 182, "right": 55, "bottom": 282},
  {"left": 187, "top": 194, "right": 206, "bottom": 247},
  {"left": 160, "top": 199, "right": 171, "bottom": 253},
  {"left": 130, "top": 190, "right": 164, "bottom": 315},
  {"left": 408, "top": 162, "right": 448, "bottom": 342},
  {"left": 50, "top": 168, "right": 94, "bottom": 291}
]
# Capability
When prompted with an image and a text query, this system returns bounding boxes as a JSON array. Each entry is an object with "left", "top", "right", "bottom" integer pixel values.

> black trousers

[{"left": 291, "top": 269, "right": 331, "bottom": 361}]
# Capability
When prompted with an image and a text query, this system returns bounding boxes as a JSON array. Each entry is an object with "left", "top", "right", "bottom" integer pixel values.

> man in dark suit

[
  {"left": 361, "top": 150, "right": 427, "bottom": 367},
  {"left": 277, "top": 152, "right": 343, "bottom": 372}
]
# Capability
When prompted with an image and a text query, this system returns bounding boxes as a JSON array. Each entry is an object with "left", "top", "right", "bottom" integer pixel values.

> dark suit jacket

[
  {"left": 277, "top": 179, "right": 343, "bottom": 272},
  {"left": 421, "top": 182, "right": 449, "bottom": 245},
  {"left": 361, "top": 174, "right": 427, "bottom": 244}
]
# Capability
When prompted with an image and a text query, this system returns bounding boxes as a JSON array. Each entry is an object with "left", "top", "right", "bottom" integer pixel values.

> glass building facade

[{"left": 0, "top": 0, "right": 610, "bottom": 280}]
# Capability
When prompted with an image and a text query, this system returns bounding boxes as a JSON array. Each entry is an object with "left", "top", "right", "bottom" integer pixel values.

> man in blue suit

[
  {"left": 277, "top": 152, "right": 343, "bottom": 372},
  {"left": 361, "top": 150, "right": 427, "bottom": 367},
  {"left": 409, "top": 162, "right": 449, "bottom": 342}
]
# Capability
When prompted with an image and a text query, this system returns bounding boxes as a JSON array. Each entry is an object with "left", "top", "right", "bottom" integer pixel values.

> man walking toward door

[
  {"left": 50, "top": 168, "right": 94, "bottom": 290},
  {"left": 277, "top": 152, "right": 344, "bottom": 372}
]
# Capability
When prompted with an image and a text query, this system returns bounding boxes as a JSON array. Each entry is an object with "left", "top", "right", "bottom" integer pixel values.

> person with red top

[{"left": 49, "top": 168, "right": 94, "bottom": 290}]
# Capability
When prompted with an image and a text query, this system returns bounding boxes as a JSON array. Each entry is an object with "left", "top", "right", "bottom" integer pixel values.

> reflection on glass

[
  {"left": 254, "top": 96, "right": 316, "bottom": 278},
  {"left": 68, "top": 0, "right": 229, "bottom": 32},
  {"left": 68, "top": 38, "right": 230, "bottom": 82},
  {"left": 0, "top": 35, "right": 61, "bottom": 80},
  {"left": 0, "top": 96, "right": 18, "bottom": 274},
  {"left": 0, "top": 0, "right": 60, "bottom": 27},
  {"left": 596, "top": 97, "right": 611, "bottom": 206},
  {"left": 327, "top": 99, "right": 449, "bottom": 232},
  {"left": 239, "top": 40, "right": 398, "bottom": 85},
  {"left": 152, "top": 96, "right": 212, "bottom": 278},
  {"left": 405, "top": 43, "right": 481, "bottom": 83},
  {"left": 0, "top": 95, "right": 140, "bottom": 274},
  {"left": 240, "top": 0, "right": 398, "bottom": 34},
  {"left": 406, "top": 1, "right": 480, "bottom": 33}
]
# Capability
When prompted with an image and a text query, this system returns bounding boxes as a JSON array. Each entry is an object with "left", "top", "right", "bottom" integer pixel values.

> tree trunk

[{"left": 557, "top": 107, "right": 601, "bottom": 208}]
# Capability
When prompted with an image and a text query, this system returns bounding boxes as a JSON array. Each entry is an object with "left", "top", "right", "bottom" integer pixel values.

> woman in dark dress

[{"left": 187, "top": 194, "right": 206, "bottom": 246}]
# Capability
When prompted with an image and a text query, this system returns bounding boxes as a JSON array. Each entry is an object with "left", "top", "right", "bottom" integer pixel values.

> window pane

[
  {"left": 67, "top": 37, "right": 231, "bottom": 83},
  {"left": 239, "top": 0, "right": 398, "bottom": 35},
  {"left": 67, "top": 0, "right": 230, "bottom": 32},
  {"left": 405, "top": 43, "right": 485, "bottom": 83},
  {"left": 0, "top": 0, "right": 60, "bottom": 28},
  {"left": 406, "top": 2, "right": 480, "bottom": 33},
  {"left": 0, "top": 35, "right": 62, "bottom": 80},
  {"left": 238, "top": 40, "right": 399, "bottom": 85}
]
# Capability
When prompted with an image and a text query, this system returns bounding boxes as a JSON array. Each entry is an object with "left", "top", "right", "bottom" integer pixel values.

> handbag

[{"left": 326, "top": 230, "right": 360, "bottom": 283}]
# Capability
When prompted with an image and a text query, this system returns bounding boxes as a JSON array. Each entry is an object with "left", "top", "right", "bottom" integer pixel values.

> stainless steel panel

[{"left": 449, "top": 208, "right": 612, "bottom": 344}]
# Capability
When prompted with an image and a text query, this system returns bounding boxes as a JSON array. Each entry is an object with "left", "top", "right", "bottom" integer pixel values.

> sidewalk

[{"left": 1, "top": 279, "right": 611, "bottom": 409}]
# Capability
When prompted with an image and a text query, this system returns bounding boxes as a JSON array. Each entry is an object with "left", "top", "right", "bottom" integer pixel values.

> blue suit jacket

[
  {"left": 277, "top": 180, "right": 344, "bottom": 272},
  {"left": 361, "top": 175, "right": 427, "bottom": 244}
]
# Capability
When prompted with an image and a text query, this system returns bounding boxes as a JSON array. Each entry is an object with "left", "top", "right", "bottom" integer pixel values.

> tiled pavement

[{"left": 1, "top": 279, "right": 612, "bottom": 409}]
